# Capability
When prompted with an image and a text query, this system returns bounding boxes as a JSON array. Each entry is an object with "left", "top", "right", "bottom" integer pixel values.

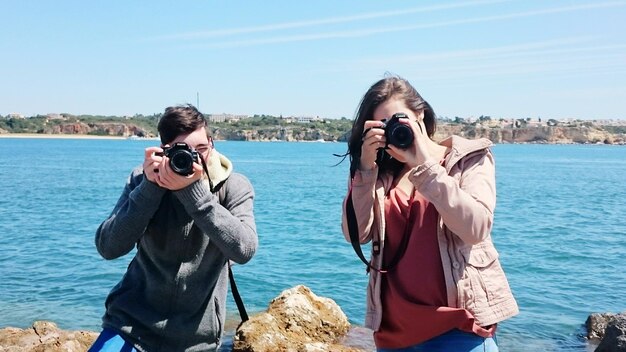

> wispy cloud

[
  {"left": 351, "top": 37, "right": 601, "bottom": 65},
  {"left": 347, "top": 39, "right": 626, "bottom": 68},
  {"left": 183, "top": 1, "right": 626, "bottom": 49},
  {"left": 394, "top": 48, "right": 626, "bottom": 83},
  {"left": 153, "top": 0, "right": 509, "bottom": 41},
  {"left": 313, "top": 36, "right": 626, "bottom": 84}
]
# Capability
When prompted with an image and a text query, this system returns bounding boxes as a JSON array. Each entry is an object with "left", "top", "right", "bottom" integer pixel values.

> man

[{"left": 90, "top": 105, "right": 258, "bottom": 352}]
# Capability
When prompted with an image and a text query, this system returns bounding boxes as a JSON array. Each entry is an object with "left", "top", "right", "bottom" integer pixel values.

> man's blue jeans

[{"left": 88, "top": 329, "right": 138, "bottom": 352}]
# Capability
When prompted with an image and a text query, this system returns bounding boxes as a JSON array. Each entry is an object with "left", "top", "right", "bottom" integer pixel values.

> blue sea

[{"left": 1, "top": 138, "right": 625, "bottom": 352}]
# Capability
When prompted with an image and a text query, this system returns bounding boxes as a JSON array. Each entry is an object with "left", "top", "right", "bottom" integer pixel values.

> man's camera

[
  {"left": 380, "top": 113, "right": 414, "bottom": 149},
  {"left": 158, "top": 142, "right": 199, "bottom": 176}
]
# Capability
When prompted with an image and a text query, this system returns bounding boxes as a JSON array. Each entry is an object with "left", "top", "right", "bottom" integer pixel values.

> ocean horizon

[{"left": 1, "top": 138, "right": 624, "bottom": 352}]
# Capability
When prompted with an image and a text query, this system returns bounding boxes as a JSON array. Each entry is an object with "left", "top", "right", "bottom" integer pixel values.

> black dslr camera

[
  {"left": 158, "top": 142, "right": 199, "bottom": 176},
  {"left": 380, "top": 113, "right": 414, "bottom": 149}
]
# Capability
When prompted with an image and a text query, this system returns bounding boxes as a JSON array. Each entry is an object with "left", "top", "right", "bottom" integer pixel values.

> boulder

[
  {"left": 588, "top": 313, "right": 619, "bottom": 341},
  {"left": 0, "top": 321, "right": 97, "bottom": 352},
  {"left": 595, "top": 313, "right": 626, "bottom": 352},
  {"left": 233, "top": 285, "right": 364, "bottom": 352}
]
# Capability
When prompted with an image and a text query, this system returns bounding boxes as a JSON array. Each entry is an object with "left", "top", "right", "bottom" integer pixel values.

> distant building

[
  {"left": 297, "top": 116, "right": 314, "bottom": 123},
  {"left": 277, "top": 115, "right": 323, "bottom": 123},
  {"left": 296, "top": 115, "right": 322, "bottom": 123},
  {"left": 8, "top": 113, "right": 25, "bottom": 119},
  {"left": 526, "top": 120, "right": 543, "bottom": 128},
  {"left": 281, "top": 116, "right": 296, "bottom": 123},
  {"left": 46, "top": 113, "right": 65, "bottom": 120},
  {"left": 207, "top": 113, "right": 249, "bottom": 123}
]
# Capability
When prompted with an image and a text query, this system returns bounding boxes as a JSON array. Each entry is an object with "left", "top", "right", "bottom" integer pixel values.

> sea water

[{"left": 0, "top": 138, "right": 625, "bottom": 351}]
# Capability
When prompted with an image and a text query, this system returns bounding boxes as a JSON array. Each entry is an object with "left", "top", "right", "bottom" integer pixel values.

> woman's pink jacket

[{"left": 342, "top": 135, "right": 519, "bottom": 331}]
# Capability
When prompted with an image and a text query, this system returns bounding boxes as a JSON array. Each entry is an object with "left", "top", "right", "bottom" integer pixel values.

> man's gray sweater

[{"left": 95, "top": 152, "right": 257, "bottom": 352}]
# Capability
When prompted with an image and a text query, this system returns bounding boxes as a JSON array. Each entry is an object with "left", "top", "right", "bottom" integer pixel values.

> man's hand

[
  {"left": 155, "top": 157, "right": 204, "bottom": 191},
  {"left": 143, "top": 146, "right": 164, "bottom": 183}
]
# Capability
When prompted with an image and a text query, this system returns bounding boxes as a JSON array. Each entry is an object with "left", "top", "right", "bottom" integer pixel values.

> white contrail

[
  {"left": 153, "top": 0, "right": 509, "bottom": 40},
  {"left": 189, "top": 1, "right": 626, "bottom": 48}
]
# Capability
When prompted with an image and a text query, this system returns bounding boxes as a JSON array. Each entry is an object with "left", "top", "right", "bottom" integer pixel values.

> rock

[
  {"left": 338, "top": 326, "right": 375, "bottom": 351},
  {"left": 38, "top": 122, "right": 152, "bottom": 137},
  {"left": 0, "top": 321, "right": 97, "bottom": 352},
  {"left": 435, "top": 125, "right": 626, "bottom": 144},
  {"left": 595, "top": 313, "right": 626, "bottom": 352},
  {"left": 233, "top": 285, "right": 364, "bottom": 352},
  {"left": 588, "top": 313, "right": 618, "bottom": 341}
]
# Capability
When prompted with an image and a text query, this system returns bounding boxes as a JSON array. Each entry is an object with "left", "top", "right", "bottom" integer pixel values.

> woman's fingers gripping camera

[
  {"left": 386, "top": 118, "right": 430, "bottom": 168},
  {"left": 359, "top": 120, "right": 386, "bottom": 171}
]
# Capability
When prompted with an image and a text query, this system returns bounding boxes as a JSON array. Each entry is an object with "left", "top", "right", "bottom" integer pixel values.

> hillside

[{"left": 1, "top": 115, "right": 625, "bottom": 144}]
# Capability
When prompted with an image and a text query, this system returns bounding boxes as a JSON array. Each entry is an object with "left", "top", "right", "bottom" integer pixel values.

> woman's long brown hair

[{"left": 346, "top": 75, "right": 436, "bottom": 178}]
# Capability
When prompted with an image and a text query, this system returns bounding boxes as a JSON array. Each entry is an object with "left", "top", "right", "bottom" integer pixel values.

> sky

[{"left": 1, "top": 0, "right": 625, "bottom": 120}]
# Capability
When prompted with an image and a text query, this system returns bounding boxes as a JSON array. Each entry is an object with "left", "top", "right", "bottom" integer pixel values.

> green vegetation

[
  {"left": 0, "top": 113, "right": 161, "bottom": 135},
  {"left": 2, "top": 113, "right": 624, "bottom": 144},
  {"left": 603, "top": 126, "right": 626, "bottom": 134},
  {"left": 0, "top": 114, "right": 355, "bottom": 141}
]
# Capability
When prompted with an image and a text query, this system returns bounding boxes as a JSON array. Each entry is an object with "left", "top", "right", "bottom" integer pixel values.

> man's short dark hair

[{"left": 158, "top": 105, "right": 208, "bottom": 144}]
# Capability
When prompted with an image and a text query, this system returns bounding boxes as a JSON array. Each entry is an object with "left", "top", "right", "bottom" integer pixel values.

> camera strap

[
  {"left": 214, "top": 176, "right": 249, "bottom": 324},
  {"left": 346, "top": 189, "right": 413, "bottom": 274},
  {"left": 199, "top": 157, "right": 215, "bottom": 192}
]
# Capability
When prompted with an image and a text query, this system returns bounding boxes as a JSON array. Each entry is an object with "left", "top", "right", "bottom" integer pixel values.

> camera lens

[
  {"left": 388, "top": 123, "right": 414, "bottom": 149},
  {"left": 168, "top": 149, "right": 195, "bottom": 175},
  {"left": 162, "top": 143, "right": 197, "bottom": 176}
]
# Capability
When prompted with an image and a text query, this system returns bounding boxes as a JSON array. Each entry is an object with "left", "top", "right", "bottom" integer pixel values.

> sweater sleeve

[
  {"left": 341, "top": 167, "right": 379, "bottom": 244},
  {"left": 174, "top": 173, "right": 258, "bottom": 264},
  {"left": 409, "top": 150, "right": 496, "bottom": 245},
  {"left": 95, "top": 167, "right": 167, "bottom": 260}
]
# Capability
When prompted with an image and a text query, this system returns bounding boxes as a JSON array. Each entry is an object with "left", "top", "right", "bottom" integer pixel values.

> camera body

[
  {"left": 159, "top": 142, "right": 199, "bottom": 176},
  {"left": 380, "top": 113, "right": 414, "bottom": 149}
]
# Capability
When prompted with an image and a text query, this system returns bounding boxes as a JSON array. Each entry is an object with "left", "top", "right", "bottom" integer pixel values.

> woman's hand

[
  {"left": 359, "top": 120, "right": 386, "bottom": 171},
  {"left": 386, "top": 118, "right": 431, "bottom": 168}
]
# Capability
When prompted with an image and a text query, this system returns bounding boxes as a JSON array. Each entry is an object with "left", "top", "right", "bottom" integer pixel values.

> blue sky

[{"left": 1, "top": 0, "right": 625, "bottom": 120}]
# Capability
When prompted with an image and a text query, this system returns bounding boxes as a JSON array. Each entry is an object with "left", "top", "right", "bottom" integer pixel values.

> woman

[{"left": 341, "top": 76, "right": 518, "bottom": 352}]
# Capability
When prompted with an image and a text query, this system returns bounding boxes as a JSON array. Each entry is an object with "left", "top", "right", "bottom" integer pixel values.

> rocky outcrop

[
  {"left": 587, "top": 312, "right": 626, "bottom": 352},
  {"left": 40, "top": 122, "right": 152, "bottom": 137},
  {"left": 211, "top": 127, "right": 340, "bottom": 142},
  {"left": 0, "top": 321, "right": 97, "bottom": 352},
  {"left": 233, "top": 285, "right": 363, "bottom": 352},
  {"left": 589, "top": 313, "right": 617, "bottom": 341},
  {"left": 1, "top": 286, "right": 371, "bottom": 352},
  {"left": 436, "top": 125, "right": 625, "bottom": 144}
]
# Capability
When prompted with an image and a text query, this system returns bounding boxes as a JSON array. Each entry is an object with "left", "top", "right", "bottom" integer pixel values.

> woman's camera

[
  {"left": 381, "top": 113, "right": 414, "bottom": 149},
  {"left": 158, "top": 143, "right": 199, "bottom": 176}
]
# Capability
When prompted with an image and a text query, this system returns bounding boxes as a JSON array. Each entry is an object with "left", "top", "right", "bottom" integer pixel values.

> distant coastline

[
  {"left": 2, "top": 127, "right": 625, "bottom": 145},
  {"left": 0, "top": 133, "right": 127, "bottom": 140},
  {"left": 1, "top": 119, "right": 626, "bottom": 144}
]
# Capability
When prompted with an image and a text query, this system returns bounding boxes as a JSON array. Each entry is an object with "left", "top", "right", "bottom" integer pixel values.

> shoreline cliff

[{"left": 1, "top": 123, "right": 625, "bottom": 145}]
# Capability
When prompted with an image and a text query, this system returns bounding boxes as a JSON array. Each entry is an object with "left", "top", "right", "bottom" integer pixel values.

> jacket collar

[
  {"left": 205, "top": 150, "right": 232, "bottom": 192},
  {"left": 439, "top": 135, "right": 493, "bottom": 173}
]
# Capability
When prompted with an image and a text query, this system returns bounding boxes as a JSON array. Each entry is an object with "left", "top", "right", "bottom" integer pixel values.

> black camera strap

[
  {"left": 228, "top": 262, "right": 249, "bottom": 323},
  {"left": 212, "top": 164, "right": 249, "bottom": 324},
  {"left": 346, "top": 190, "right": 413, "bottom": 274},
  {"left": 199, "top": 157, "right": 215, "bottom": 192}
]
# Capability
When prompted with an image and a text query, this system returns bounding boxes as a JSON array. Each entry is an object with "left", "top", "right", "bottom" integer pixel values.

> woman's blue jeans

[
  {"left": 377, "top": 329, "right": 498, "bottom": 352},
  {"left": 88, "top": 329, "right": 138, "bottom": 352}
]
